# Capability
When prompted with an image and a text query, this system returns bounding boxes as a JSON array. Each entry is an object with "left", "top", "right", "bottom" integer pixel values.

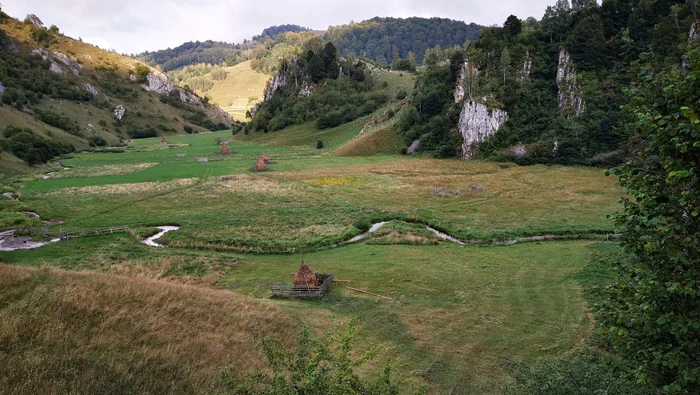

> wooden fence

[
  {"left": 271, "top": 274, "right": 334, "bottom": 299},
  {"left": 60, "top": 226, "right": 133, "bottom": 241}
]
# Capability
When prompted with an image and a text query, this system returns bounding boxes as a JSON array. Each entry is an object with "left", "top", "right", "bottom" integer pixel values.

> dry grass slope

[
  {"left": 206, "top": 61, "right": 271, "bottom": 121},
  {"left": 336, "top": 126, "right": 405, "bottom": 156},
  {"left": 0, "top": 264, "right": 296, "bottom": 395}
]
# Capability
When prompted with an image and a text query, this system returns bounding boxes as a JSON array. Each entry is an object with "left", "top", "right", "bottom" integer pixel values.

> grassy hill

[
  {"left": 0, "top": 13, "right": 233, "bottom": 174},
  {"left": 0, "top": 264, "right": 295, "bottom": 395},
  {"left": 205, "top": 61, "right": 270, "bottom": 121}
]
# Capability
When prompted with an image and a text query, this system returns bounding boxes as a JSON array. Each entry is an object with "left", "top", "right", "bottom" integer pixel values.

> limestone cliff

[
  {"left": 556, "top": 49, "right": 585, "bottom": 118},
  {"left": 518, "top": 51, "right": 532, "bottom": 81},
  {"left": 458, "top": 100, "right": 508, "bottom": 160},
  {"left": 454, "top": 61, "right": 467, "bottom": 103},
  {"left": 263, "top": 72, "right": 288, "bottom": 102}
]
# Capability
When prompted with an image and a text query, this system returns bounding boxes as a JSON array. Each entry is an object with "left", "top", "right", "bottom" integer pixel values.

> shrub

[
  {"left": 2, "top": 126, "right": 74, "bottom": 164},
  {"left": 220, "top": 322, "right": 401, "bottom": 395},
  {"left": 183, "top": 126, "right": 194, "bottom": 134},
  {"left": 353, "top": 219, "right": 371, "bottom": 232},
  {"left": 316, "top": 140, "right": 324, "bottom": 149}
]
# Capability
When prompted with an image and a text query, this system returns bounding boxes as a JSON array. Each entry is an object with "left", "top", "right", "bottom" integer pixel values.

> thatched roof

[{"left": 293, "top": 263, "right": 318, "bottom": 288}]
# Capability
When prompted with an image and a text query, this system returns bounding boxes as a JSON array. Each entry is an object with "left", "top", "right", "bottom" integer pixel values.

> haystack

[
  {"left": 221, "top": 143, "right": 230, "bottom": 155},
  {"left": 160, "top": 137, "right": 169, "bottom": 145},
  {"left": 293, "top": 263, "right": 318, "bottom": 288},
  {"left": 255, "top": 157, "right": 268, "bottom": 171},
  {"left": 260, "top": 154, "right": 275, "bottom": 164}
]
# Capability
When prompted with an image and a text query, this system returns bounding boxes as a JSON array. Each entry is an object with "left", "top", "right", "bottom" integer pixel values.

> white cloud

[{"left": 1, "top": 0, "right": 556, "bottom": 53}]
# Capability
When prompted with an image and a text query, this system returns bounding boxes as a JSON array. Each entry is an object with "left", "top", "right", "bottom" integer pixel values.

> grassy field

[
  {"left": 0, "top": 113, "right": 626, "bottom": 393},
  {"left": 0, "top": 233, "right": 610, "bottom": 393},
  {"left": 5, "top": 126, "right": 622, "bottom": 252},
  {"left": 0, "top": 263, "right": 295, "bottom": 395},
  {"left": 205, "top": 61, "right": 271, "bottom": 121}
]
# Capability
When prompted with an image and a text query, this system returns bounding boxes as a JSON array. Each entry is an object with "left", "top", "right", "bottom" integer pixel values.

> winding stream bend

[
  {"left": 141, "top": 226, "right": 180, "bottom": 247},
  {"left": 0, "top": 230, "right": 60, "bottom": 251}
]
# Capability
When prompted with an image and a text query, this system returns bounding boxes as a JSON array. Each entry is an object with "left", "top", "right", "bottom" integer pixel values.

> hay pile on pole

[
  {"left": 255, "top": 156, "right": 268, "bottom": 171},
  {"left": 221, "top": 143, "right": 230, "bottom": 155},
  {"left": 293, "top": 263, "right": 318, "bottom": 289}
]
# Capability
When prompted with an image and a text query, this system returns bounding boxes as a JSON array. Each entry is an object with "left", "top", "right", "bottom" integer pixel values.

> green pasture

[{"left": 0, "top": 230, "right": 611, "bottom": 393}]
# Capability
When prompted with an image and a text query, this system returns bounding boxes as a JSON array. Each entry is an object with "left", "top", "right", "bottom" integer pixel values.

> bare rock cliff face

[
  {"left": 518, "top": 51, "right": 532, "bottom": 81},
  {"left": 454, "top": 61, "right": 468, "bottom": 103},
  {"left": 264, "top": 72, "right": 288, "bottom": 102},
  {"left": 690, "top": 20, "right": 700, "bottom": 42},
  {"left": 0, "top": 81, "right": 5, "bottom": 97},
  {"left": 556, "top": 49, "right": 585, "bottom": 118},
  {"left": 141, "top": 71, "right": 175, "bottom": 95},
  {"left": 458, "top": 100, "right": 508, "bottom": 160}
]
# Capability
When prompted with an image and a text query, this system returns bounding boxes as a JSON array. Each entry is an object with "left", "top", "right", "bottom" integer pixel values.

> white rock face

[
  {"left": 53, "top": 52, "right": 82, "bottom": 75},
  {"left": 556, "top": 49, "right": 585, "bottom": 118},
  {"left": 0, "top": 82, "right": 5, "bottom": 97},
  {"left": 179, "top": 89, "right": 201, "bottom": 104},
  {"left": 519, "top": 51, "right": 533, "bottom": 81},
  {"left": 49, "top": 62, "right": 65, "bottom": 75},
  {"left": 458, "top": 100, "right": 508, "bottom": 160},
  {"left": 690, "top": 20, "right": 700, "bottom": 42},
  {"left": 299, "top": 81, "right": 313, "bottom": 98},
  {"left": 113, "top": 105, "right": 126, "bottom": 121},
  {"left": 141, "top": 70, "right": 175, "bottom": 95},
  {"left": 264, "top": 72, "right": 287, "bottom": 102},
  {"left": 84, "top": 83, "right": 100, "bottom": 96},
  {"left": 454, "top": 61, "right": 468, "bottom": 103},
  {"left": 407, "top": 139, "right": 421, "bottom": 155}
]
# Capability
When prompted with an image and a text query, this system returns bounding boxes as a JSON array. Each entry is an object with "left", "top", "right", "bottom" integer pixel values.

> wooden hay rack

[{"left": 271, "top": 273, "right": 335, "bottom": 299}]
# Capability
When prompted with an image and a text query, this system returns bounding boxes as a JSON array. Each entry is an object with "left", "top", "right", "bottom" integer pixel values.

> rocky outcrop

[
  {"left": 556, "top": 49, "right": 585, "bottom": 119},
  {"left": 49, "top": 62, "right": 65, "bottom": 75},
  {"left": 113, "top": 105, "right": 126, "bottom": 121},
  {"left": 518, "top": 51, "right": 533, "bottom": 81},
  {"left": 454, "top": 61, "right": 468, "bottom": 103},
  {"left": 141, "top": 70, "right": 175, "bottom": 95},
  {"left": 458, "top": 100, "right": 508, "bottom": 160},
  {"left": 299, "top": 81, "right": 313, "bottom": 98},
  {"left": 179, "top": 89, "right": 201, "bottom": 104},
  {"left": 407, "top": 139, "right": 421, "bottom": 155},
  {"left": 690, "top": 20, "right": 700, "bottom": 42},
  {"left": 53, "top": 52, "right": 82, "bottom": 75},
  {"left": 84, "top": 83, "right": 100, "bottom": 97},
  {"left": 0, "top": 82, "right": 5, "bottom": 97},
  {"left": 263, "top": 72, "right": 288, "bottom": 102}
]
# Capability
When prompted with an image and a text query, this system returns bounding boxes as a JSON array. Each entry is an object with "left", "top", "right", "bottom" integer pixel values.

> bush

[
  {"left": 502, "top": 352, "right": 659, "bottom": 395},
  {"left": 353, "top": 219, "right": 371, "bottom": 232},
  {"left": 220, "top": 322, "right": 401, "bottom": 395},
  {"left": 183, "top": 125, "right": 194, "bottom": 134},
  {"left": 316, "top": 140, "right": 324, "bottom": 149},
  {"left": 127, "top": 128, "right": 158, "bottom": 139},
  {"left": 2, "top": 126, "right": 74, "bottom": 164},
  {"left": 88, "top": 135, "right": 108, "bottom": 147}
]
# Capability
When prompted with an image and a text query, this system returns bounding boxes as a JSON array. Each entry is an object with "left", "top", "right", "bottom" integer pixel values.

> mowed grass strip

[{"left": 0, "top": 263, "right": 296, "bottom": 395}]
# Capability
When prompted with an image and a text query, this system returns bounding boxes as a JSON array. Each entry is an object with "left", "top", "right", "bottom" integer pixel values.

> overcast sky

[{"left": 2, "top": 0, "right": 557, "bottom": 54}]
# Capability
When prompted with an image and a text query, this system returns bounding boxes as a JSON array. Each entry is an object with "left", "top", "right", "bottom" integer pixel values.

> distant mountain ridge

[{"left": 141, "top": 17, "right": 484, "bottom": 71}]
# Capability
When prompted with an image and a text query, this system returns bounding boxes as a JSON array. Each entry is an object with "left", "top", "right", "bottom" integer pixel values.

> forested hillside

[
  {"left": 398, "top": 0, "right": 699, "bottom": 165},
  {"left": 138, "top": 40, "right": 242, "bottom": 72},
  {"left": 323, "top": 17, "right": 483, "bottom": 65},
  {"left": 246, "top": 41, "right": 391, "bottom": 133},
  {"left": 0, "top": 11, "right": 232, "bottom": 173}
]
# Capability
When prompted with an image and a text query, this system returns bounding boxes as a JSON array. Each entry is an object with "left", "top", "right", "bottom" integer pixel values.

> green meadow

[{"left": 0, "top": 117, "right": 625, "bottom": 393}]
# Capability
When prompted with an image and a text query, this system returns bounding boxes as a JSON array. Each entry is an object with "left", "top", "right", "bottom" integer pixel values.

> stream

[
  {"left": 141, "top": 226, "right": 181, "bottom": 247},
  {"left": 0, "top": 230, "right": 60, "bottom": 251}
]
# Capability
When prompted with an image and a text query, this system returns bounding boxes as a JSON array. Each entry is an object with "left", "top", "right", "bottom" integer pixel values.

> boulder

[
  {"left": 84, "top": 83, "right": 100, "bottom": 97},
  {"left": 113, "top": 105, "right": 126, "bottom": 121}
]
